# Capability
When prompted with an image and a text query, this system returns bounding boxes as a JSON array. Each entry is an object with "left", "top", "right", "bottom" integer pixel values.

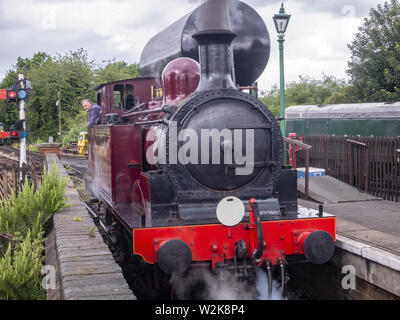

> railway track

[
  {"left": 0, "top": 146, "right": 43, "bottom": 178},
  {"left": 0, "top": 146, "right": 42, "bottom": 165},
  {"left": 61, "top": 141, "right": 88, "bottom": 158}
]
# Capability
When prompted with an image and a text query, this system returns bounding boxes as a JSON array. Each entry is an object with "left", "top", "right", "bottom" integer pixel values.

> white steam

[
  {"left": 173, "top": 267, "right": 287, "bottom": 300},
  {"left": 255, "top": 268, "right": 287, "bottom": 300}
]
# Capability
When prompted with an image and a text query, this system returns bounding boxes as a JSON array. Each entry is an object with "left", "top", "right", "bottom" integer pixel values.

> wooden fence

[
  {"left": 296, "top": 136, "right": 400, "bottom": 202},
  {"left": 0, "top": 163, "right": 41, "bottom": 202},
  {"left": 0, "top": 165, "right": 18, "bottom": 201}
]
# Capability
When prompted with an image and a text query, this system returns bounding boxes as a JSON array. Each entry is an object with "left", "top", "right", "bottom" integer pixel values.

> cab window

[
  {"left": 97, "top": 92, "right": 102, "bottom": 106},
  {"left": 113, "top": 85, "right": 124, "bottom": 109},
  {"left": 113, "top": 84, "right": 135, "bottom": 110}
]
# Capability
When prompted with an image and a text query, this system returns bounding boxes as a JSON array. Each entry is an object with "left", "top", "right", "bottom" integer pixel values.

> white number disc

[{"left": 216, "top": 196, "right": 245, "bottom": 227}]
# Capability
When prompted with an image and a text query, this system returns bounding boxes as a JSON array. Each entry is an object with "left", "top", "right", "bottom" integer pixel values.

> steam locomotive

[{"left": 87, "top": 0, "right": 336, "bottom": 299}]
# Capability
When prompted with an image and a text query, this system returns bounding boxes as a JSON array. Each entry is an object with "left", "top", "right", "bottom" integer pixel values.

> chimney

[{"left": 192, "top": 0, "right": 237, "bottom": 91}]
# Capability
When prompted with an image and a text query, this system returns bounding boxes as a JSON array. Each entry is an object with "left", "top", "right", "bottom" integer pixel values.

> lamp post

[{"left": 273, "top": 3, "right": 291, "bottom": 139}]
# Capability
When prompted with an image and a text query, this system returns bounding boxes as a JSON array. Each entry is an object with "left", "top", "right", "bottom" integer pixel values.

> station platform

[
  {"left": 297, "top": 197, "right": 400, "bottom": 298},
  {"left": 299, "top": 198, "right": 400, "bottom": 255},
  {"left": 295, "top": 172, "right": 400, "bottom": 298},
  {"left": 298, "top": 175, "right": 379, "bottom": 204},
  {"left": 45, "top": 153, "right": 135, "bottom": 300}
]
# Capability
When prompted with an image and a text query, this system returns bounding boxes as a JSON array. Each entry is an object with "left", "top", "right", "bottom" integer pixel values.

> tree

[
  {"left": 0, "top": 50, "right": 142, "bottom": 142},
  {"left": 259, "top": 75, "right": 354, "bottom": 117},
  {"left": 94, "top": 60, "right": 140, "bottom": 86},
  {"left": 347, "top": 0, "right": 400, "bottom": 102},
  {"left": 0, "top": 50, "right": 96, "bottom": 140},
  {"left": 24, "top": 49, "right": 95, "bottom": 140}
]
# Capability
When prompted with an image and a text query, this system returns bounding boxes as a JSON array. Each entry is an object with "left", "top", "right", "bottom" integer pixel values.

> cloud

[
  {"left": 0, "top": 0, "right": 389, "bottom": 91},
  {"left": 247, "top": 0, "right": 383, "bottom": 17},
  {"left": 0, "top": 0, "right": 197, "bottom": 78}
]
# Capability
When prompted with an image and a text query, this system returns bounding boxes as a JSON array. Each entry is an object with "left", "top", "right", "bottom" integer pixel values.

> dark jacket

[{"left": 88, "top": 104, "right": 102, "bottom": 128}]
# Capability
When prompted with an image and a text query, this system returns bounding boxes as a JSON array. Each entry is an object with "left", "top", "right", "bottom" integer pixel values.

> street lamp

[{"left": 273, "top": 3, "right": 291, "bottom": 139}]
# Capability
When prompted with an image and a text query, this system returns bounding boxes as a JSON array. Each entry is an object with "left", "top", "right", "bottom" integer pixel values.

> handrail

[
  {"left": 283, "top": 137, "right": 312, "bottom": 150},
  {"left": 283, "top": 137, "right": 312, "bottom": 199},
  {"left": 346, "top": 139, "right": 367, "bottom": 147}
]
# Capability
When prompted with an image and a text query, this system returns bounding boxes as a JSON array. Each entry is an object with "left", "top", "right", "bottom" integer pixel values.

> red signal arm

[
  {"left": 0, "top": 132, "right": 10, "bottom": 139},
  {"left": 0, "top": 89, "right": 6, "bottom": 100}
]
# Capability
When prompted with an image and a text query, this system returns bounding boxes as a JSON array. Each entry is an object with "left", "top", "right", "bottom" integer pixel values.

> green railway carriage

[{"left": 285, "top": 102, "right": 400, "bottom": 137}]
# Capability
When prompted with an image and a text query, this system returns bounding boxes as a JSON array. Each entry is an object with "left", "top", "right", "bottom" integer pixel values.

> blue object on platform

[{"left": 297, "top": 167, "right": 326, "bottom": 179}]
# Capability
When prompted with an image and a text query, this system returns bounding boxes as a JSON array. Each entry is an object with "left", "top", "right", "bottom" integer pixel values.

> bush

[
  {"left": 62, "top": 110, "right": 87, "bottom": 146},
  {"left": 0, "top": 164, "right": 69, "bottom": 300},
  {"left": 0, "top": 231, "right": 45, "bottom": 300},
  {"left": 0, "top": 164, "right": 69, "bottom": 239}
]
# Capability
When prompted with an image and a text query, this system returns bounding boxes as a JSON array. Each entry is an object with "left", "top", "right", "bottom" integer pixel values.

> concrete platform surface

[
  {"left": 299, "top": 198, "right": 400, "bottom": 255},
  {"left": 298, "top": 175, "right": 380, "bottom": 204},
  {"left": 45, "top": 153, "right": 136, "bottom": 300}
]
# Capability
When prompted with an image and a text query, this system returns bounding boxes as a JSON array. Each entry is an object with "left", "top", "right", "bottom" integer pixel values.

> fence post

[
  {"left": 305, "top": 149, "right": 310, "bottom": 199},
  {"left": 282, "top": 137, "right": 312, "bottom": 199},
  {"left": 12, "top": 165, "right": 18, "bottom": 196},
  {"left": 349, "top": 143, "right": 354, "bottom": 186},
  {"left": 365, "top": 145, "right": 370, "bottom": 193},
  {"left": 31, "top": 163, "right": 38, "bottom": 191},
  {"left": 2, "top": 169, "right": 8, "bottom": 200}
]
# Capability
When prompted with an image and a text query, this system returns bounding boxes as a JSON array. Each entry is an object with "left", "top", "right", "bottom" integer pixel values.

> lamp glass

[{"left": 276, "top": 18, "right": 288, "bottom": 33}]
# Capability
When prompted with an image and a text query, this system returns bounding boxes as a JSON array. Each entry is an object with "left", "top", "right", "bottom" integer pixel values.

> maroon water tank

[{"left": 140, "top": 0, "right": 270, "bottom": 87}]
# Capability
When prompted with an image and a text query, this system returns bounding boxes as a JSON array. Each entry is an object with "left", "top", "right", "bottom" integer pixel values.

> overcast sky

[{"left": 0, "top": 0, "right": 388, "bottom": 91}]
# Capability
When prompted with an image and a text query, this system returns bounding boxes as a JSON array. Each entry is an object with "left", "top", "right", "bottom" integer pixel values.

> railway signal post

[
  {"left": 18, "top": 73, "right": 27, "bottom": 180},
  {"left": 0, "top": 73, "right": 30, "bottom": 181}
]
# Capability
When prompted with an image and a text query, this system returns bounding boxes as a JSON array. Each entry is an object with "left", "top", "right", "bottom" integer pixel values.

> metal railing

[{"left": 283, "top": 137, "right": 312, "bottom": 199}]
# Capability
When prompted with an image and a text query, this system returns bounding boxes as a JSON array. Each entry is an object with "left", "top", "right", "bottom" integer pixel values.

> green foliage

[
  {"left": 0, "top": 49, "right": 140, "bottom": 143},
  {"left": 259, "top": 75, "right": 356, "bottom": 116},
  {"left": 34, "top": 164, "right": 70, "bottom": 229},
  {"left": 0, "top": 164, "right": 69, "bottom": 239},
  {"left": 62, "top": 110, "right": 87, "bottom": 146},
  {"left": 0, "top": 165, "right": 69, "bottom": 300},
  {"left": 347, "top": 0, "right": 400, "bottom": 102},
  {"left": 0, "top": 179, "right": 42, "bottom": 238},
  {"left": 94, "top": 59, "right": 140, "bottom": 86},
  {"left": 24, "top": 49, "right": 95, "bottom": 141},
  {"left": 0, "top": 231, "right": 45, "bottom": 300}
]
